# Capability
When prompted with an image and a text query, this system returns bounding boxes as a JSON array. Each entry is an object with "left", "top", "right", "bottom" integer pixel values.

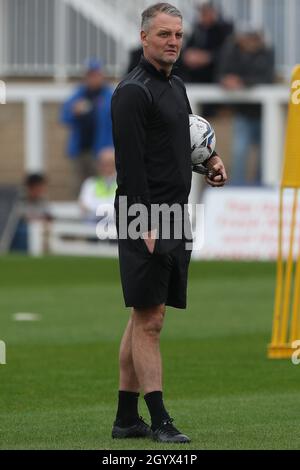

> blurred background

[{"left": 0, "top": 0, "right": 299, "bottom": 258}]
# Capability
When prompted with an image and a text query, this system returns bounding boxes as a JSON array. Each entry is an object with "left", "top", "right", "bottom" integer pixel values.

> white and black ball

[{"left": 189, "top": 114, "right": 216, "bottom": 165}]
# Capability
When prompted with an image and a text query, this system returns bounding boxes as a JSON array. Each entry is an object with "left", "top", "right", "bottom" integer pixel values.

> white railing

[
  {"left": 0, "top": 0, "right": 125, "bottom": 79},
  {"left": 6, "top": 83, "right": 289, "bottom": 193},
  {"left": 0, "top": 0, "right": 299, "bottom": 80}
]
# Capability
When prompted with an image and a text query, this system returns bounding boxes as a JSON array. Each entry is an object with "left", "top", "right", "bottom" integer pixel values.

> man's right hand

[{"left": 205, "top": 155, "right": 228, "bottom": 187}]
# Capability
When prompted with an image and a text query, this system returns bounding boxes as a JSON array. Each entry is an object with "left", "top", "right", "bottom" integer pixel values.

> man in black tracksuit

[
  {"left": 111, "top": 3, "right": 227, "bottom": 444},
  {"left": 113, "top": 54, "right": 193, "bottom": 209}
]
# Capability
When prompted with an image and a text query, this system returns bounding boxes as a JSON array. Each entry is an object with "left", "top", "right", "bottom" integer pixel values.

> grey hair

[{"left": 141, "top": 3, "right": 182, "bottom": 32}]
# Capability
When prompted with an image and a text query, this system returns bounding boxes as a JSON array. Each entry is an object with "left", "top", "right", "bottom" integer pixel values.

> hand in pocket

[{"left": 142, "top": 229, "right": 157, "bottom": 254}]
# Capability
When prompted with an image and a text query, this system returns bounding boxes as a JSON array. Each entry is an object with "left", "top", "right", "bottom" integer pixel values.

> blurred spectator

[
  {"left": 20, "top": 174, "right": 52, "bottom": 220},
  {"left": 60, "top": 59, "right": 114, "bottom": 196},
  {"left": 218, "top": 26, "right": 275, "bottom": 185},
  {"left": 127, "top": 46, "right": 143, "bottom": 73},
  {"left": 10, "top": 174, "right": 52, "bottom": 252},
  {"left": 79, "top": 147, "right": 116, "bottom": 223},
  {"left": 179, "top": 3, "right": 233, "bottom": 84}
]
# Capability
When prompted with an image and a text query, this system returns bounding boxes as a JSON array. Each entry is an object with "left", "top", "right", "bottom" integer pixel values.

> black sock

[
  {"left": 115, "top": 391, "right": 140, "bottom": 427},
  {"left": 144, "top": 391, "right": 170, "bottom": 430}
]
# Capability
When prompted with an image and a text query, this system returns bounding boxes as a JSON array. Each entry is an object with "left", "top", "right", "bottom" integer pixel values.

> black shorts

[{"left": 117, "top": 235, "right": 192, "bottom": 310}]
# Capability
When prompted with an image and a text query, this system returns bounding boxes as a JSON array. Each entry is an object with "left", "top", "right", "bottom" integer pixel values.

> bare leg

[
  {"left": 119, "top": 311, "right": 140, "bottom": 392},
  {"left": 113, "top": 305, "right": 189, "bottom": 442},
  {"left": 131, "top": 304, "right": 166, "bottom": 395}
]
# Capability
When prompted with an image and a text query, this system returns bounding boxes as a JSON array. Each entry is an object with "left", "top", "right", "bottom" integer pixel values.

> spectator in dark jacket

[
  {"left": 179, "top": 3, "right": 233, "bottom": 83},
  {"left": 60, "top": 59, "right": 114, "bottom": 196},
  {"left": 126, "top": 46, "right": 143, "bottom": 74},
  {"left": 218, "top": 26, "right": 274, "bottom": 185}
]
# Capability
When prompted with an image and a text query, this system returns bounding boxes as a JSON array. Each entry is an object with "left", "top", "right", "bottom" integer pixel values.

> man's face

[{"left": 141, "top": 13, "right": 183, "bottom": 67}]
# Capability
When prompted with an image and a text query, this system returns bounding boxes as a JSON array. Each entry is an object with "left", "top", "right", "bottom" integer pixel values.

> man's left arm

[
  {"left": 177, "top": 77, "right": 228, "bottom": 187},
  {"left": 186, "top": 85, "right": 227, "bottom": 187}
]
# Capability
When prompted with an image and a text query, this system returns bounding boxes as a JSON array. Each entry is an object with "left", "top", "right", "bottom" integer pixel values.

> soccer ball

[{"left": 189, "top": 114, "right": 216, "bottom": 165}]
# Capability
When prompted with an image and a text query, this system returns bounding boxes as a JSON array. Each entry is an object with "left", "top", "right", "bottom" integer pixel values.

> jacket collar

[{"left": 139, "top": 55, "right": 176, "bottom": 81}]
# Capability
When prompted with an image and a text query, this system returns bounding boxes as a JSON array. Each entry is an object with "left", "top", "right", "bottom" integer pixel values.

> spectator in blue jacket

[{"left": 60, "top": 59, "right": 114, "bottom": 196}]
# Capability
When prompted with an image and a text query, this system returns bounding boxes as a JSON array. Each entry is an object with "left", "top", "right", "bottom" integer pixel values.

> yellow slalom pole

[
  {"left": 268, "top": 65, "right": 300, "bottom": 358},
  {"left": 279, "top": 188, "right": 298, "bottom": 344},
  {"left": 271, "top": 187, "right": 284, "bottom": 346},
  {"left": 290, "top": 258, "right": 300, "bottom": 342}
]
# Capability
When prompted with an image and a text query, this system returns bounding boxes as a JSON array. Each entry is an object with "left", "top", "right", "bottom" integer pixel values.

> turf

[{"left": 0, "top": 256, "right": 299, "bottom": 450}]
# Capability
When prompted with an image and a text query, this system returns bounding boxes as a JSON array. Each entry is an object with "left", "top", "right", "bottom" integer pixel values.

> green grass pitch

[{"left": 0, "top": 256, "right": 299, "bottom": 450}]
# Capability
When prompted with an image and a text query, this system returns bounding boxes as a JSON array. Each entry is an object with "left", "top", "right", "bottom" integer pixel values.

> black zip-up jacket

[{"left": 111, "top": 55, "right": 193, "bottom": 215}]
